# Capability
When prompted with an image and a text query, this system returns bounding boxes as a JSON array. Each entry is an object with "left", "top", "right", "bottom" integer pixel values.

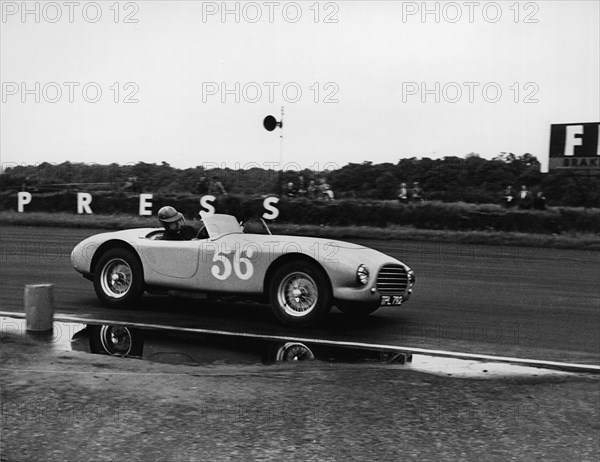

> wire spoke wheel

[
  {"left": 100, "top": 258, "right": 132, "bottom": 298},
  {"left": 277, "top": 272, "right": 318, "bottom": 317},
  {"left": 93, "top": 248, "right": 144, "bottom": 308},
  {"left": 99, "top": 325, "right": 134, "bottom": 356},
  {"left": 269, "top": 261, "right": 332, "bottom": 327},
  {"left": 275, "top": 342, "right": 315, "bottom": 361}
]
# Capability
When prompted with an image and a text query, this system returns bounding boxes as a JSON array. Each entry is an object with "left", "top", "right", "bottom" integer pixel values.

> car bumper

[{"left": 333, "top": 266, "right": 415, "bottom": 306}]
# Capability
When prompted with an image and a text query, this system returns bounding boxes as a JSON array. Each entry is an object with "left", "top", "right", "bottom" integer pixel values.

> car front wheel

[
  {"left": 93, "top": 248, "right": 144, "bottom": 308},
  {"left": 269, "top": 261, "right": 331, "bottom": 327}
]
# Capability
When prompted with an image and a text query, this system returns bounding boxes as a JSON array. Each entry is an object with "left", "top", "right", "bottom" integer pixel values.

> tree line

[{"left": 1, "top": 153, "right": 598, "bottom": 207}]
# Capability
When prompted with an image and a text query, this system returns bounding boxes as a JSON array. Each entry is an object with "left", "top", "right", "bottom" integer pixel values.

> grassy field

[{"left": 1, "top": 211, "right": 599, "bottom": 250}]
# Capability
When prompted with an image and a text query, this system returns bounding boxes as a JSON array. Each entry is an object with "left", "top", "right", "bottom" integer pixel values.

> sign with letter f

[{"left": 548, "top": 122, "right": 600, "bottom": 170}]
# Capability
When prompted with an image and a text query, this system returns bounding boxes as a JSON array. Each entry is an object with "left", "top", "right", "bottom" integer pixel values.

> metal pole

[
  {"left": 278, "top": 106, "right": 284, "bottom": 194},
  {"left": 279, "top": 106, "right": 284, "bottom": 168}
]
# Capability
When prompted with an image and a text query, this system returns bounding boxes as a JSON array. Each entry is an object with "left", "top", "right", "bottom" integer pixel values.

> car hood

[
  {"left": 235, "top": 233, "right": 404, "bottom": 269},
  {"left": 271, "top": 235, "right": 367, "bottom": 250}
]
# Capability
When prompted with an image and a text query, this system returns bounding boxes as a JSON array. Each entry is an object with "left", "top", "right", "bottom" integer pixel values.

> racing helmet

[{"left": 158, "top": 206, "right": 183, "bottom": 223}]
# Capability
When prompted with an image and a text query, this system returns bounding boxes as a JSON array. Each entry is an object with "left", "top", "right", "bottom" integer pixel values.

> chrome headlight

[
  {"left": 408, "top": 269, "right": 416, "bottom": 285},
  {"left": 356, "top": 264, "right": 369, "bottom": 285}
]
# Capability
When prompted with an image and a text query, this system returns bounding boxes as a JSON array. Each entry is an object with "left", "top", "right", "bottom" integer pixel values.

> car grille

[{"left": 376, "top": 265, "right": 409, "bottom": 295}]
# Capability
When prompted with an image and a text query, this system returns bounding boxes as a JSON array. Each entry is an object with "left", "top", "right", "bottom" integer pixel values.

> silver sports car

[{"left": 71, "top": 214, "right": 415, "bottom": 327}]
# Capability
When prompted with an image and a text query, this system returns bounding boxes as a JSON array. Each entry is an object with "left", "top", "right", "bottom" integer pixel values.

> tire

[
  {"left": 89, "top": 325, "right": 143, "bottom": 357},
  {"left": 269, "top": 261, "right": 332, "bottom": 327},
  {"left": 274, "top": 342, "right": 315, "bottom": 361},
  {"left": 93, "top": 248, "right": 144, "bottom": 308},
  {"left": 337, "top": 302, "right": 381, "bottom": 317}
]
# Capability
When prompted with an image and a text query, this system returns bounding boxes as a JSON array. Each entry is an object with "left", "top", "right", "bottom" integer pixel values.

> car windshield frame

[{"left": 202, "top": 214, "right": 243, "bottom": 239}]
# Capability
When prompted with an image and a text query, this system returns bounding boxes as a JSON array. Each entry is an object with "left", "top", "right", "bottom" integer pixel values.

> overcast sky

[{"left": 1, "top": 0, "right": 598, "bottom": 173}]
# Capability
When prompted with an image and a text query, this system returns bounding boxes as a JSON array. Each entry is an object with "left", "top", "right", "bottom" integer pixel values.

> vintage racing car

[{"left": 71, "top": 214, "right": 415, "bottom": 327}]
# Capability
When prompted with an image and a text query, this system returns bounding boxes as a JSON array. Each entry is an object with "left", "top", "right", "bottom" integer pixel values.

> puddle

[
  {"left": 1, "top": 317, "right": 87, "bottom": 352},
  {"left": 0, "top": 317, "right": 580, "bottom": 377},
  {"left": 408, "top": 355, "right": 575, "bottom": 378}
]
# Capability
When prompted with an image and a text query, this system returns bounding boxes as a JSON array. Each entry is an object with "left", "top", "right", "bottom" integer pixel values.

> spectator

[
  {"left": 196, "top": 176, "right": 209, "bottom": 195},
  {"left": 285, "top": 182, "right": 296, "bottom": 197},
  {"left": 123, "top": 176, "right": 139, "bottom": 193},
  {"left": 307, "top": 180, "right": 318, "bottom": 199},
  {"left": 503, "top": 185, "right": 516, "bottom": 208},
  {"left": 517, "top": 185, "right": 531, "bottom": 209},
  {"left": 533, "top": 191, "right": 547, "bottom": 210},
  {"left": 297, "top": 176, "right": 307, "bottom": 197},
  {"left": 319, "top": 178, "right": 334, "bottom": 201},
  {"left": 398, "top": 182, "right": 409, "bottom": 204},
  {"left": 411, "top": 182, "right": 424, "bottom": 202},
  {"left": 210, "top": 176, "right": 227, "bottom": 196}
]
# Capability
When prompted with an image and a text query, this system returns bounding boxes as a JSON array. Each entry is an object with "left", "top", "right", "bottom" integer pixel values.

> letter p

[
  {"left": 2, "top": 82, "right": 19, "bottom": 103},
  {"left": 202, "top": 82, "right": 219, "bottom": 103},
  {"left": 402, "top": 2, "right": 419, "bottom": 22},
  {"left": 17, "top": 192, "right": 32, "bottom": 212},
  {"left": 1, "top": 2, "right": 18, "bottom": 23},
  {"left": 402, "top": 82, "right": 419, "bottom": 103},
  {"left": 202, "top": 2, "right": 219, "bottom": 22}
]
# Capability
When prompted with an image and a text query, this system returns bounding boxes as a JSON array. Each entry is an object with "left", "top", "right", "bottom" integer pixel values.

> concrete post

[{"left": 24, "top": 284, "right": 54, "bottom": 333}]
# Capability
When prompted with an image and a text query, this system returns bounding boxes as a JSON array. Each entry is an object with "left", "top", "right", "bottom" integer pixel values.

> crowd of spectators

[
  {"left": 397, "top": 182, "right": 425, "bottom": 203},
  {"left": 193, "top": 175, "right": 549, "bottom": 211},
  {"left": 503, "top": 185, "right": 546, "bottom": 210},
  {"left": 284, "top": 176, "right": 334, "bottom": 200},
  {"left": 196, "top": 176, "right": 228, "bottom": 196}
]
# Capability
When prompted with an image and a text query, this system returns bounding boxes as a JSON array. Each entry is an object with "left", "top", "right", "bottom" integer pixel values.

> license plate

[{"left": 380, "top": 295, "right": 403, "bottom": 306}]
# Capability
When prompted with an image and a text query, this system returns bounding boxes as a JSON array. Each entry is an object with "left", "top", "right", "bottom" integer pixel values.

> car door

[{"left": 139, "top": 238, "right": 202, "bottom": 280}]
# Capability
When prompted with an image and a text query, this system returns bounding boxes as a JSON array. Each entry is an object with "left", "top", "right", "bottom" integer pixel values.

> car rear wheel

[
  {"left": 269, "top": 261, "right": 331, "bottom": 327},
  {"left": 89, "top": 325, "right": 143, "bottom": 357},
  {"left": 93, "top": 248, "right": 144, "bottom": 308},
  {"left": 274, "top": 342, "right": 315, "bottom": 361}
]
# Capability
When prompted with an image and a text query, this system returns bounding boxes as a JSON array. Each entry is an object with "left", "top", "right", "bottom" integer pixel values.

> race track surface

[{"left": 1, "top": 225, "right": 598, "bottom": 364}]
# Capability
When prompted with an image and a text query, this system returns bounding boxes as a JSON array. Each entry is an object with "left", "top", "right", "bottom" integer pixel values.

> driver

[{"left": 158, "top": 206, "right": 197, "bottom": 241}]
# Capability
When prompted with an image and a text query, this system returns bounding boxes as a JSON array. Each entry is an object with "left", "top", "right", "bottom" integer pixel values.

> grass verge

[
  {"left": 1, "top": 332, "right": 599, "bottom": 461},
  {"left": 1, "top": 211, "right": 599, "bottom": 250}
]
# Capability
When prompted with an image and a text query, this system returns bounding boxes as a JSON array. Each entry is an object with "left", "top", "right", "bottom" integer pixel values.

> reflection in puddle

[{"left": 0, "top": 317, "right": 578, "bottom": 378}]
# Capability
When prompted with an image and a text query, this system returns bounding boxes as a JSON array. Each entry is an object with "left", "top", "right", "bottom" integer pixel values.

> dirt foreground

[{"left": 1, "top": 333, "right": 599, "bottom": 462}]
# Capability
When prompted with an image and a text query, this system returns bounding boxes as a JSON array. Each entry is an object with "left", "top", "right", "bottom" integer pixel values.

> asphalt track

[{"left": 1, "top": 225, "right": 599, "bottom": 364}]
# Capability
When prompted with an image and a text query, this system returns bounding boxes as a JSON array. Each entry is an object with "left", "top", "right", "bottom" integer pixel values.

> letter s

[
  {"left": 262, "top": 197, "right": 280, "bottom": 220},
  {"left": 200, "top": 195, "right": 216, "bottom": 216}
]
